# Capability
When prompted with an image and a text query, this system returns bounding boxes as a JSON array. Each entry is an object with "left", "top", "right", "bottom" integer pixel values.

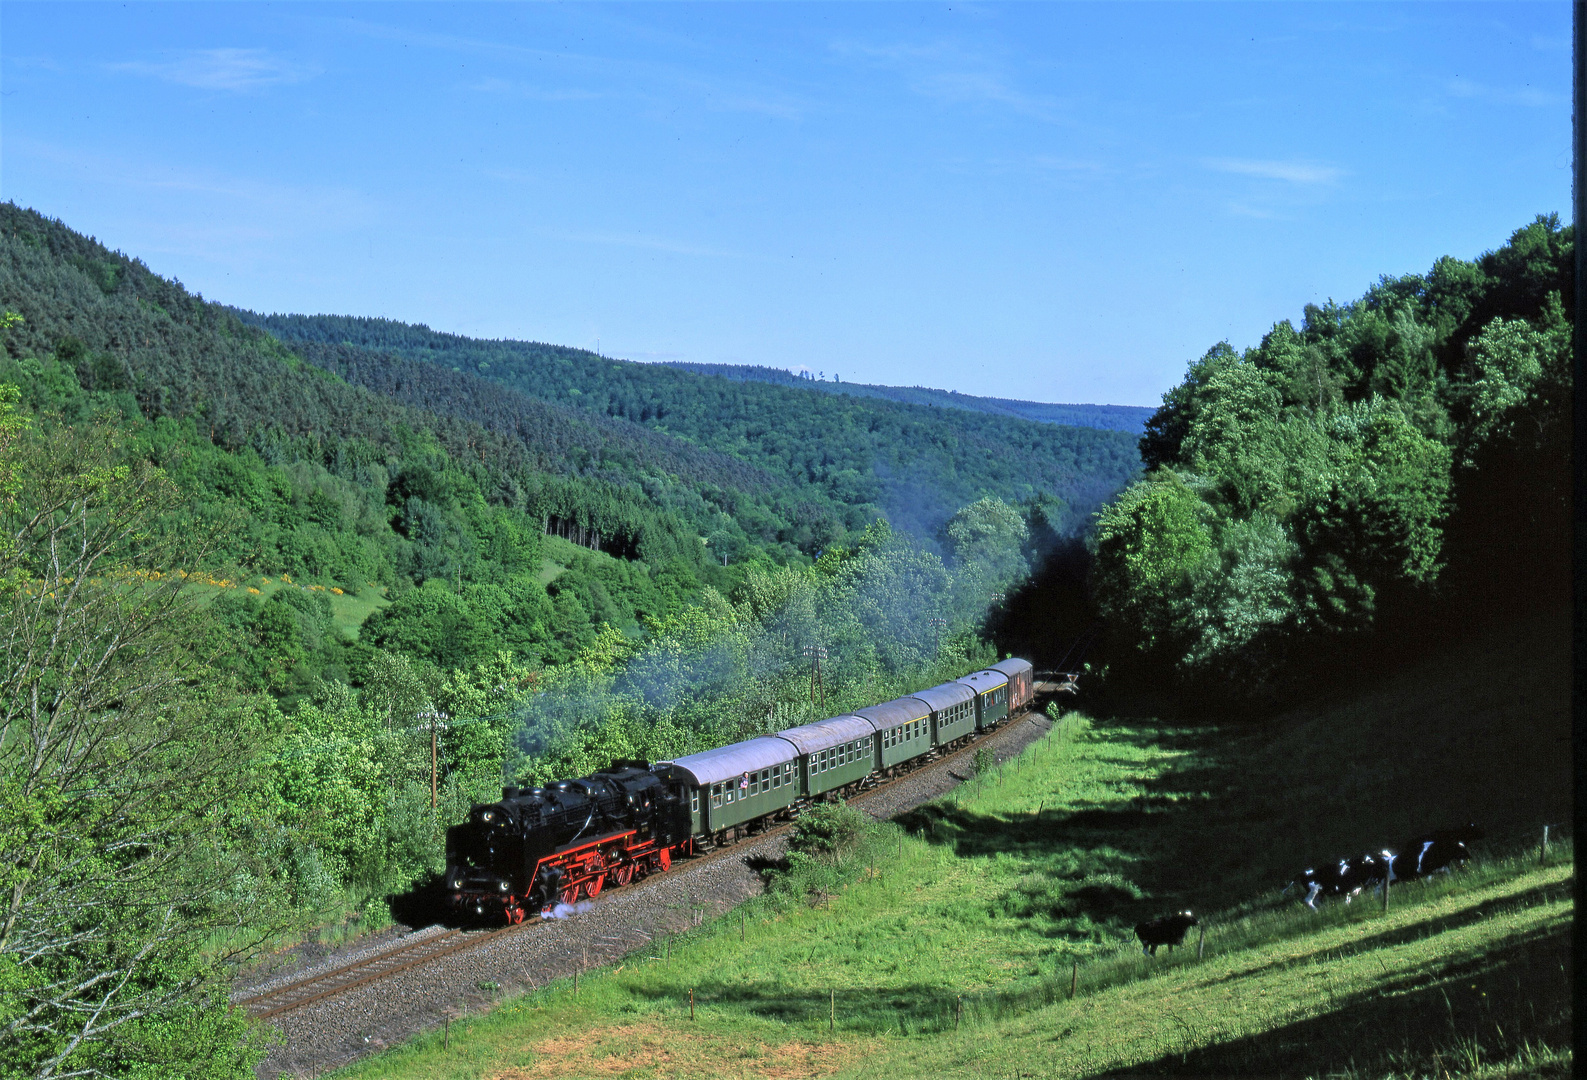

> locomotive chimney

[{"left": 502, "top": 786, "right": 521, "bottom": 800}]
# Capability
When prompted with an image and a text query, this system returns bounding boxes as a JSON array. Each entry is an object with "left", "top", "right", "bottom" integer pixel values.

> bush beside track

[{"left": 327, "top": 609, "right": 1571, "bottom": 1080}]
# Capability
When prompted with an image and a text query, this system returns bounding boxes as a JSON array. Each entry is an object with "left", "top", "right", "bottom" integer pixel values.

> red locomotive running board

[{"left": 500, "top": 829, "right": 690, "bottom": 921}]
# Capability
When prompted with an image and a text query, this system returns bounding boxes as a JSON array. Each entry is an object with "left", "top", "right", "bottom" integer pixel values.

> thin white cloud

[
  {"left": 1204, "top": 158, "right": 1346, "bottom": 185},
  {"left": 110, "top": 48, "right": 316, "bottom": 92},
  {"left": 1444, "top": 76, "right": 1559, "bottom": 108},
  {"left": 831, "top": 38, "right": 1063, "bottom": 121}
]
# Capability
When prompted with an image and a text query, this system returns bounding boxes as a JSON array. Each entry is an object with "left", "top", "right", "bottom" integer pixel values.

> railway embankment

[{"left": 250, "top": 708, "right": 1059, "bottom": 1079}]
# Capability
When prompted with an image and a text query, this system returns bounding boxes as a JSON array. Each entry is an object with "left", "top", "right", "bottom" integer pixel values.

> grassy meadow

[{"left": 326, "top": 612, "right": 1571, "bottom": 1079}]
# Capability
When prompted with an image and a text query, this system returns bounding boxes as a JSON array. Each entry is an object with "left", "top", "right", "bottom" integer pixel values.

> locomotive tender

[{"left": 445, "top": 658, "right": 1036, "bottom": 923}]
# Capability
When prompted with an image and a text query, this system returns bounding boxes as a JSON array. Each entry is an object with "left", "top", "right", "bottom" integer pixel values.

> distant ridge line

[{"left": 659, "top": 361, "right": 1154, "bottom": 434}]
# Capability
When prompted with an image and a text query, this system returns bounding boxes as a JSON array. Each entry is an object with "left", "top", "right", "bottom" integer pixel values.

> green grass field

[
  {"left": 325, "top": 611, "right": 1571, "bottom": 1079},
  {"left": 181, "top": 573, "right": 390, "bottom": 640}
]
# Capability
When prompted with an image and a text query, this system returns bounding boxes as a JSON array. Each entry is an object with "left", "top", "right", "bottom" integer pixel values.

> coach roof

[
  {"left": 989, "top": 658, "right": 1034, "bottom": 680},
  {"left": 907, "top": 681, "right": 976, "bottom": 713},
  {"left": 853, "top": 697, "right": 930, "bottom": 732},
  {"left": 775, "top": 714, "right": 875, "bottom": 756},
  {"left": 658, "top": 737, "right": 797, "bottom": 786},
  {"left": 957, "top": 669, "right": 1008, "bottom": 695}
]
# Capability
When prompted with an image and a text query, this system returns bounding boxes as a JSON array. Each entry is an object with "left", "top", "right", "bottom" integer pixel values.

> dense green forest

[
  {"left": 659, "top": 361, "right": 1156, "bottom": 433},
  {"left": 235, "top": 311, "right": 1142, "bottom": 538},
  {"left": 1088, "top": 213, "right": 1571, "bottom": 706}
]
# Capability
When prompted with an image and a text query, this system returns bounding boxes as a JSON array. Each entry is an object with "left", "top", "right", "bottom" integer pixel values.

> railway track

[
  {"left": 237, "top": 708, "right": 1054, "bottom": 1022},
  {"left": 243, "top": 926, "right": 512, "bottom": 1020}
]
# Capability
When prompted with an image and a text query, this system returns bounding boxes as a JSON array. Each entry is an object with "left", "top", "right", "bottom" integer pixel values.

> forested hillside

[
  {"left": 236, "top": 312, "right": 1143, "bottom": 537},
  {"left": 660, "top": 361, "right": 1156, "bottom": 433},
  {"left": 1089, "top": 214, "right": 1571, "bottom": 706},
  {"left": 0, "top": 205, "right": 1057, "bottom": 1077}
]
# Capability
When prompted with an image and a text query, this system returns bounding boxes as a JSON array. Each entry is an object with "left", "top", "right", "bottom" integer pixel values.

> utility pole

[
  {"left": 803, "top": 644, "right": 828, "bottom": 712},
  {"left": 427, "top": 710, "right": 449, "bottom": 810}
]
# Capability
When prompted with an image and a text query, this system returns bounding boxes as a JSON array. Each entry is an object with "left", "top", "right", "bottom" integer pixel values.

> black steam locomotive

[{"left": 444, "top": 762, "right": 692, "bottom": 922}]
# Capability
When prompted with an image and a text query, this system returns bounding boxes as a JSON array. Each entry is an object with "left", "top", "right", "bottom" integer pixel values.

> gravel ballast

[{"left": 253, "top": 712, "right": 1057, "bottom": 1079}]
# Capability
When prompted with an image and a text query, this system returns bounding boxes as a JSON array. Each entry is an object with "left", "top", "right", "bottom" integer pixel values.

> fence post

[
  {"left": 741, "top": 912, "right": 745, "bottom": 941},
  {"left": 956, "top": 994, "right": 962, "bottom": 1030},
  {"left": 574, "top": 966, "right": 579, "bottom": 994},
  {"left": 1540, "top": 824, "right": 1550, "bottom": 864},
  {"left": 830, "top": 989, "right": 835, "bottom": 1035},
  {"left": 1197, "top": 925, "right": 1206, "bottom": 960},
  {"left": 1382, "top": 872, "right": 1390, "bottom": 914},
  {"left": 1070, "top": 961, "right": 1078, "bottom": 999},
  {"left": 690, "top": 988, "right": 695, "bottom": 1020}
]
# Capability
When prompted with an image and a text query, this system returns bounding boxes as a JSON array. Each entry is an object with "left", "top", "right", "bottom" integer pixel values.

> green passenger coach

[
  {"left": 957, "top": 669, "right": 1011, "bottom": 729},
  {"left": 908, "top": 681, "right": 978, "bottom": 748},
  {"left": 653, "top": 737, "right": 798, "bottom": 844},
  {"left": 776, "top": 715, "right": 876, "bottom": 799},
  {"left": 854, "top": 697, "right": 933, "bottom": 774}
]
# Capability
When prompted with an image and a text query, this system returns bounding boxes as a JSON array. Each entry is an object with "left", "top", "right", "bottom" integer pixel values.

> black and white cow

[
  {"left": 1398, "top": 823, "right": 1482, "bottom": 878},
  {"left": 1135, "top": 911, "right": 1199, "bottom": 956},
  {"left": 1284, "top": 851, "right": 1394, "bottom": 909}
]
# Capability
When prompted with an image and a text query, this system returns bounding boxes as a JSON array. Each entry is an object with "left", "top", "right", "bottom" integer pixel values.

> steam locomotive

[{"left": 445, "top": 658, "right": 1039, "bottom": 923}]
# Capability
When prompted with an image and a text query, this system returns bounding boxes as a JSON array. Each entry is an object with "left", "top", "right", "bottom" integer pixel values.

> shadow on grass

[
  {"left": 1092, "top": 920, "right": 1572, "bottom": 1077},
  {"left": 622, "top": 980, "right": 966, "bottom": 1035},
  {"left": 900, "top": 673, "right": 1572, "bottom": 923}
]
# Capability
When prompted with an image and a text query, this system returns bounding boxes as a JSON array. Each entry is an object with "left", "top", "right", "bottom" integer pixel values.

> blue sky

[{"left": 0, "top": 3, "right": 1571, "bottom": 406}]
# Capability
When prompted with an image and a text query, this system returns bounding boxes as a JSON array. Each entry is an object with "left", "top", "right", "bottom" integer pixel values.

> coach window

[
  {"left": 690, "top": 790, "right": 699, "bottom": 812},
  {"left": 711, "top": 784, "right": 722, "bottom": 808}
]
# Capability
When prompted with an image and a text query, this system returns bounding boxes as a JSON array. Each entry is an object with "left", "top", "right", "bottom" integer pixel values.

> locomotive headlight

[
  {"left": 498, "top": 881, "right": 510, "bottom": 892},
  {"left": 481, "top": 811, "right": 495, "bottom": 823}
]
